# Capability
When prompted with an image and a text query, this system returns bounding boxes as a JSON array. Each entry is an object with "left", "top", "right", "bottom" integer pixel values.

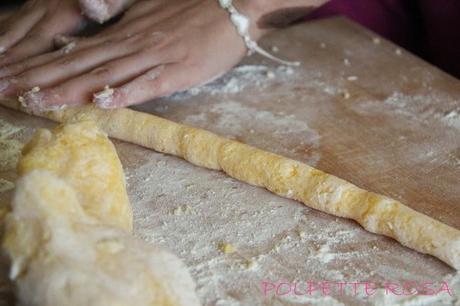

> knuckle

[
  {"left": 56, "top": 56, "right": 76, "bottom": 68},
  {"left": 17, "top": 72, "right": 34, "bottom": 87},
  {"left": 26, "top": 31, "right": 47, "bottom": 40},
  {"left": 90, "top": 66, "right": 112, "bottom": 78}
]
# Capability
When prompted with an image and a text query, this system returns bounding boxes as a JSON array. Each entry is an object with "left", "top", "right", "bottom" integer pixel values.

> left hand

[{"left": 0, "top": 0, "right": 267, "bottom": 111}]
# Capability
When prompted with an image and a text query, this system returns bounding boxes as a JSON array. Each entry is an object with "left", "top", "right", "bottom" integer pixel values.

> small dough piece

[
  {"left": 2, "top": 121, "right": 200, "bottom": 306},
  {"left": 0, "top": 99, "right": 459, "bottom": 270}
]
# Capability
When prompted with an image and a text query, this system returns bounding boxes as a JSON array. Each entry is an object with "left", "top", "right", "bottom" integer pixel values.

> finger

[
  {"left": 79, "top": 0, "right": 135, "bottom": 23},
  {"left": 0, "top": 32, "right": 54, "bottom": 66},
  {"left": 0, "top": 10, "right": 15, "bottom": 24},
  {"left": 21, "top": 49, "right": 169, "bottom": 110},
  {"left": 0, "top": 6, "right": 83, "bottom": 66},
  {"left": 95, "top": 63, "right": 193, "bottom": 108},
  {"left": 3, "top": 34, "right": 148, "bottom": 94},
  {"left": 0, "top": 43, "right": 73, "bottom": 79},
  {"left": 0, "top": 36, "right": 101, "bottom": 79},
  {"left": 0, "top": 4, "right": 46, "bottom": 53}
]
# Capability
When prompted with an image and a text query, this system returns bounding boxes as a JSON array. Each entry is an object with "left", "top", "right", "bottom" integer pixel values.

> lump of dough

[
  {"left": 3, "top": 170, "right": 200, "bottom": 306},
  {"left": 17, "top": 120, "right": 132, "bottom": 232},
  {"left": 2, "top": 121, "right": 200, "bottom": 306}
]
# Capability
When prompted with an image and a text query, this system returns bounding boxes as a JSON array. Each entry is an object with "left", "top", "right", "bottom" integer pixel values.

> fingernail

[
  {"left": 93, "top": 85, "right": 115, "bottom": 109},
  {"left": 22, "top": 88, "right": 45, "bottom": 113},
  {"left": 22, "top": 88, "right": 65, "bottom": 113},
  {"left": 0, "top": 47, "right": 5, "bottom": 54}
]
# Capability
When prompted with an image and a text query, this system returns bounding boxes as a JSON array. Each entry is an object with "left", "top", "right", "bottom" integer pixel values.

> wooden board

[{"left": 0, "top": 17, "right": 459, "bottom": 305}]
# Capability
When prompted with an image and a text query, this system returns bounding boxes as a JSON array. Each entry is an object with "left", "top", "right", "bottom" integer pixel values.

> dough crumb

[
  {"left": 62, "top": 41, "right": 76, "bottom": 54},
  {"left": 372, "top": 37, "right": 381, "bottom": 45},
  {"left": 245, "top": 260, "right": 257, "bottom": 270},
  {"left": 343, "top": 58, "right": 351, "bottom": 66},
  {"left": 93, "top": 85, "right": 115, "bottom": 108},
  {"left": 173, "top": 205, "right": 192, "bottom": 215},
  {"left": 18, "top": 96, "right": 26, "bottom": 107},
  {"left": 298, "top": 231, "right": 307, "bottom": 239},
  {"left": 266, "top": 71, "right": 275, "bottom": 79},
  {"left": 320, "top": 42, "right": 326, "bottom": 48},
  {"left": 271, "top": 46, "right": 279, "bottom": 53},
  {"left": 395, "top": 48, "right": 402, "bottom": 56},
  {"left": 219, "top": 242, "right": 236, "bottom": 254},
  {"left": 346, "top": 76, "right": 358, "bottom": 81},
  {"left": 31, "top": 86, "right": 40, "bottom": 93},
  {"left": 341, "top": 91, "right": 351, "bottom": 99}
]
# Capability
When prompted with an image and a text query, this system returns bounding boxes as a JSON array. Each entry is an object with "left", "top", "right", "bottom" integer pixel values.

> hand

[
  {"left": 0, "top": 0, "right": 267, "bottom": 111},
  {"left": 0, "top": 0, "right": 85, "bottom": 66}
]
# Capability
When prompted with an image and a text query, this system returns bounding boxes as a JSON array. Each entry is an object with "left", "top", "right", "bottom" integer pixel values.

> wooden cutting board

[{"left": 0, "top": 16, "right": 459, "bottom": 306}]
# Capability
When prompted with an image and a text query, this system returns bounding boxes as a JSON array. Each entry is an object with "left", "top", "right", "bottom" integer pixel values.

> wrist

[{"left": 217, "top": 0, "right": 303, "bottom": 66}]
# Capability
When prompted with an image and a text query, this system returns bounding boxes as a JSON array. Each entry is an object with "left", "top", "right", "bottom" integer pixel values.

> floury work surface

[{"left": 1, "top": 17, "right": 459, "bottom": 305}]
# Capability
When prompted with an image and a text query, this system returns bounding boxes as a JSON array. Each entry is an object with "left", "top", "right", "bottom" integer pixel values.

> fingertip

[
  {"left": 22, "top": 87, "right": 67, "bottom": 113},
  {"left": 93, "top": 85, "right": 116, "bottom": 109}
]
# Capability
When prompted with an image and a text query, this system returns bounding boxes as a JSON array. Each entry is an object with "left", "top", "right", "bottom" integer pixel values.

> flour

[
  {"left": 0, "top": 178, "right": 14, "bottom": 192},
  {"left": 442, "top": 110, "right": 460, "bottom": 130},
  {"left": 0, "top": 118, "right": 25, "bottom": 171},
  {"left": 183, "top": 100, "right": 321, "bottom": 166},
  {"left": 170, "top": 65, "right": 301, "bottom": 99},
  {"left": 111, "top": 136, "right": 455, "bottom": 306},
  {"left": 93, "top": 85, "right": 115, "bottom": 108}
]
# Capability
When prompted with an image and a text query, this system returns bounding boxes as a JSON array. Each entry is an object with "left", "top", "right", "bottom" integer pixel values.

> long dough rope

[{"left": 1, "top": 98, "right": 459, "bottom": 270}]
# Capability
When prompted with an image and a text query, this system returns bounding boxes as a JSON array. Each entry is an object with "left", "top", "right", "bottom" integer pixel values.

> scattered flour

[
  {"left": 170, "top": 65, "right": 300, "bottom": 99},
  {"left": 183, "top": 100, "right": 321, "bottom": 166},
  {"left": 442, "top": 110, "right": 460, "bottom": 130},
  {"left": 0, "top": 118, "right": 24, "bottom": 171},
  {"left": 112, "top": 139, "right": 455, "bottom": 306},
  {"left": 0, "top": 178, "right": 14, "bottom": 192}
]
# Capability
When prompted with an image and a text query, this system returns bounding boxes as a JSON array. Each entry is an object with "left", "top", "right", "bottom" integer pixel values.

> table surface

[{"left": 0, "top": 17, "right": 459, "bottom": 306}]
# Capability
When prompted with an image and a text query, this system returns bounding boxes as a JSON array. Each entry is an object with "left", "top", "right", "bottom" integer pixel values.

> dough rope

[
  {"left": 1, "top": 98, "right": 459, "bottom": 270},
  {"left": 2, "top": 120, "right": 200, "bottom": 306}
]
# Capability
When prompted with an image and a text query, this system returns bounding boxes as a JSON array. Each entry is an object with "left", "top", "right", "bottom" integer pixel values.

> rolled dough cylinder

[
  {"left": 1, "top": 99, "right": 459, "bottom": 270},
  {"left": 2, "top": 120, "right": 200, "bottom": 306}
]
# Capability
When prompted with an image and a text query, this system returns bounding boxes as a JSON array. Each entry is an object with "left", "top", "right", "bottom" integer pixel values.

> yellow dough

[
  {"left": 17, "top": 121, "right": 132, "bottom": 232},
  {"left": 2, "top": 121, "right": 200, "bottom": 306},
  {"left": 1, "top": 99, "right": 459, "bottom": 270}
]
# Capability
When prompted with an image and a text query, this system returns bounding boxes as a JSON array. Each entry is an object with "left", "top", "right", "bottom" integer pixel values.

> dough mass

[{"left": 3, "top": 121, "right": 200, "bottom": 306}]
